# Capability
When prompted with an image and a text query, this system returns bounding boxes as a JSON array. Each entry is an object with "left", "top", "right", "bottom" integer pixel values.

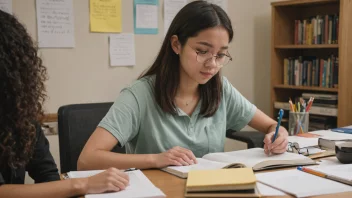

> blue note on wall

[{"left": 134, "top": 0, "right": 159, "bottom": 34}]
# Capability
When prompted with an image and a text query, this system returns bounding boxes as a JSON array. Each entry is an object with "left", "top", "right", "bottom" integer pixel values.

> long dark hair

[
  {"left": 0, "top": 10, "right": 48, "bottom": 168},
  {"left": 139, "top": 1, "right": 233, "bottom": 117}
]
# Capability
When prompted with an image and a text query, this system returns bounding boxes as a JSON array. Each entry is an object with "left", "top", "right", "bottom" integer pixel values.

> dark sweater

[{"left": 0, "top": 123, "right": 60, "bottom": 185}]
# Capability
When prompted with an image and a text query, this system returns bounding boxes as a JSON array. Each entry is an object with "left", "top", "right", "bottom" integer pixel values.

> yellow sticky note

[{"left": 90, "top": 0, "right": 122, "bottom": 32}]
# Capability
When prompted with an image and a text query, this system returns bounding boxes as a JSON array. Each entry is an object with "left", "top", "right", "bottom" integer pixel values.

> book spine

[
  {"left": 284, "top": 59, "right": 289, "bottom": 85},
  {"left": 333, "top": 57, "right": 339, "bottom": 88}
]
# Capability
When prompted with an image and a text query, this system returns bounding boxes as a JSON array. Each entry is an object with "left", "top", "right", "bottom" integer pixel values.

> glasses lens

[
  {"left": 196, "top": 52, "right": 212, "bottom": 63},
  {"left": 216, "top": 56, "right": 230, "bottom": 66}
]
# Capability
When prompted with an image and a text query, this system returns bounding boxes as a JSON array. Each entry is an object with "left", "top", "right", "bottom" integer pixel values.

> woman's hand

[
  {"left": 152, "top": 146, "right": 197, "bottom": 168},
  {"left": 84, "top": 167, "right": 129, "bottom": 194},
  {"left": 263, "top": 127, "right": 289, "bottom": 154}
]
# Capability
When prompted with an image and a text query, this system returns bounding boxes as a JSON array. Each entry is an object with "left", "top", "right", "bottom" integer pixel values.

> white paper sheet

[
  {"left": 68, "top": 170, "right": 166, "bottom": 198},
  {"left": 256, "top": 182, "right": 286, "bottom": 196},
  {"left": 163, "top": 0, "right": 187, "bottom": 35},
  {"left": 256, "top": 169, "right": 352, "bottom": 197},
  {"left": 310, "top": 164, "right": 352, "bottom": 182},
  {"left": 311, "top": 130, "right": 352, "bottom": 140},
  {"left": 136, "top": 4, "right": 158, "bottom": 29},
  {"left": 36, "top": 0, "right": 75, "bottom": 48},
  {"left": 0, "top": 0, "right": 12, "bottom": 14},
  {"left": 109, "top": 33, "right": 136, "bottom": 66}
]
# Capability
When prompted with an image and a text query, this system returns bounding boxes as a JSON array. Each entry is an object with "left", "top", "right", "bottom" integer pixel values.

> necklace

[{"left": 176, "top": 95, "right": 197, "bottom": 106}]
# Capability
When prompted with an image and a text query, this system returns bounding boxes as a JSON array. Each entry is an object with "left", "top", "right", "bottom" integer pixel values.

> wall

[
  {"left": 12, "top": 0, "right": 279, "bottom": 114},
  {"left": 10, "top": 0, "right": 281, "bottom": 183}
]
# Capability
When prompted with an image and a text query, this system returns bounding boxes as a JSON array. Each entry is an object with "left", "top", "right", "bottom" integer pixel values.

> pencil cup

[{"left": 288, "top": 112, "right": 309, "bottom": 136}]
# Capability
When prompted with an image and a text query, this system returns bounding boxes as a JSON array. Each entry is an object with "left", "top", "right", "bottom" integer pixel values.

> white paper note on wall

[
  {"left": 109, "top": 33, "right": 136, "bottom": 67},
  {"left": 164, "top": 0, "right": 187, "bottom": 35},
  {"left": 0, "top": 0, "right": 12, "bottom": 14},
  {"left": 205, "top": 0, "right": 227, "bottom": 12},
  {"left": 36, "top": 0, "right": 75, "bottom": 48},
  {"left": 136, "top": 4, "right": 158, "bottom": 29}
]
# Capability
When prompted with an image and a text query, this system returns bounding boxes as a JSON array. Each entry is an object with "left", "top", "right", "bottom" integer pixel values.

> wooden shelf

[
  {"left": 274, "top": 85, "right": 338, "bottom": 92},
  {"left": 271, "top": 0, "right": 352, "bottom": 127},
  {"left": 272, "top": 0, "right": 339, "bottom": 7},
  {"left": 275, "top": 44, "right": 339, "bottom": 49}
]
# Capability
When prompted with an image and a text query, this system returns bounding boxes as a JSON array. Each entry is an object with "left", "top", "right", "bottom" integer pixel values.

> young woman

[
  {"left": 78, "top": 1, "right": 288, "bottom": 170},
  {"left": 0, "top": 10, "right": 128, "bottom": 197}
]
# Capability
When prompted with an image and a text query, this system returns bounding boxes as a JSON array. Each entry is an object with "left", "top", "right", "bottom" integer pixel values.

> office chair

[
  {"left": 226, "top": 129, "right": 265, "bottom": 148},
  {"left": 58, "top": 102, "right": 125, "bottom": 173}
]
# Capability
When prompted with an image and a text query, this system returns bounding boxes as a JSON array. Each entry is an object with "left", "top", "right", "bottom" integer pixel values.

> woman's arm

[
  {"left": 248, "top": 109, "right": 288, "bottom": 154},
  {"left": 78, "top": 127, "right": 197, "bottom": 170},
  {"left": 0, "top": 167, "right": 129, "bottom": 198}
]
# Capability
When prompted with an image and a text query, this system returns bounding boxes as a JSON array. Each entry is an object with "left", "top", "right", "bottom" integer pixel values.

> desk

[{"left": 143, "top": 169, "right": 352, "bottom": 198}]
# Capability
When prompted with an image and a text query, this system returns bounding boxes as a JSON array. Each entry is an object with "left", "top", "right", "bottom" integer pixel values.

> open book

[
  {"left": 66, "top": 170, "right": 165, "bottom": 198},
  {"left": 161, "top": 148, "right": 316, "bottom": 178}
]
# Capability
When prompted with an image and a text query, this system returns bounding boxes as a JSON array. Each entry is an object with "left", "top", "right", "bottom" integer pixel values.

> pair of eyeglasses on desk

[{"left": 287, "top": 142, "right": 310, "bottom": 156}]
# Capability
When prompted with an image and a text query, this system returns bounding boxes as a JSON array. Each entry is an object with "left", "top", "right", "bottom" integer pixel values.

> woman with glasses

[
  {"left": 0, "top": 10, "right": 129, "bottom": 197},
  {"left": 79, "top": 1, "right": 289, "bottom": 170}
]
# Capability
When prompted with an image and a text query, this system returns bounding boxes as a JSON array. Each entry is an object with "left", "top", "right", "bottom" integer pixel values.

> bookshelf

[{"left": 270, "top": 0, "right": 352, "bottom": 128}]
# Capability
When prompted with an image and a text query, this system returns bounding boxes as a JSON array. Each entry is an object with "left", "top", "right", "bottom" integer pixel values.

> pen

[
  {"left": 124, "top": 168, "right": 138, "bottom": 172},
  {"left": 272, "top": 109, "right": 284, "bottom": 143},
  {"left": 297, "top": 166, "right": 327, "bottom": 178}
]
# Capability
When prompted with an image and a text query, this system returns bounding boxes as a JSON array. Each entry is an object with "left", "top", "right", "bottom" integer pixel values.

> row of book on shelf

[
  {"left": 275, "top": 92, "right": 337, "bottom": 131},
  {"left": 294, "top": 14, "right": 339, "bottom": 45},
  {"left": 283, "top": 55, "right": 338, "bottom": 88}
]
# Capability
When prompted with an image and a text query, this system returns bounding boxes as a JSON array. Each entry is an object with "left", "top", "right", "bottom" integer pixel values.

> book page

[
  {"left": 256, "top": 169, "right": 352, "bottom": 197},
  {"left": 287, "top": 136, "right": 319, "bottom": 148},
  {"left": 164, "top": 158, "right": 229, "bottom": 173},
  {"left": 202, "top": 148, "right": 312, "bottom": 168}
]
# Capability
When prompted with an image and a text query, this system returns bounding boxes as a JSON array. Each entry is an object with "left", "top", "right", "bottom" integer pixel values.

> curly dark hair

[{"left": 0, "top": 10, "right": 48, "bottom": 168}]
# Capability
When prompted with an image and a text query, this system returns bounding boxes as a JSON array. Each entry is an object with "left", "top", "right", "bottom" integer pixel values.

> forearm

[
  {"left": 0, "top": 178, "right": 87, "bottom": 198},
  {"left": 78, "top": 150, "right": 156, "bottom": 170}
]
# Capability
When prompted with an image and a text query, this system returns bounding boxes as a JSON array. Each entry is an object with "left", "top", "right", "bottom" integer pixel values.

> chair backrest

[{"left": 58, "top": 102, "right": 125, "bottom": 173}]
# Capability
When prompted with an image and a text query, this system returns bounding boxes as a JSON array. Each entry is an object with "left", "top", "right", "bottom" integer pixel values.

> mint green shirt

[{"left": 99, "top": 75, "right": 256, "bottom": 157}]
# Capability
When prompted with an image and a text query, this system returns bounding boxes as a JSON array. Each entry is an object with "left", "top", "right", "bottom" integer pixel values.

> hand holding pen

[{"left": 263, "top": 109, "right": 288, "bottom": 155}]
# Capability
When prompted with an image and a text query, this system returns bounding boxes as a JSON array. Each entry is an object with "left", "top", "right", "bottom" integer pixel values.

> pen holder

[{"left": 288, "top": 112, "right": 309, "bottom": 136}]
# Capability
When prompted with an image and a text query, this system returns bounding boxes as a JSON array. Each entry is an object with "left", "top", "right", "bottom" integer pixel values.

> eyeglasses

[
  {"left": 287, "top": 142, "right": 310, "bottom": 156},
  {"left": 194, "top": 49, "right": 232, "bottom": 68}
]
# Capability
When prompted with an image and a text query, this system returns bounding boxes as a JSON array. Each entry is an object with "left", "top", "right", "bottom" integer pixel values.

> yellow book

[{"left": 185, "top": 168, "right": 260, "bottom": 197}]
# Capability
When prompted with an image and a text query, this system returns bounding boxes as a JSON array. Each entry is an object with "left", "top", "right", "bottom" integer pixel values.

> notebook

[
  {"left": 66, "top": 170, "right": 165, "bottom": 198},
  {"left": 162, "top": 148, "right": 316, "bottom": 178},
  {"left": 309, "top": 164, "right": 352, "bottom": 185},
  {"left": 256, "top": 169, "right": 352, "bottom": 197},
  {"left": 185, "top": 168, "right": 260, "bottom": 197},
  {"left": 332, "top": 126, "right": 352, "bottom": 134}
]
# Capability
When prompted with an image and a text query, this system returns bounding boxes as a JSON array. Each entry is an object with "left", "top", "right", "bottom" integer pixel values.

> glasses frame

[
  {"left": 287, "top": 142, "right": 310, "bottom": 156},
  {"left": 186, "top": 44, "right": 232, "bottom": 67}
]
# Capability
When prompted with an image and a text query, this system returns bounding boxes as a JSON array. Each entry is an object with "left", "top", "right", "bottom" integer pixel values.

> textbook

[
  {"left": 65, "top": 170, "right": 166, "bottom": 198},
  {"left": 162, "top": 148, "right": 316, "bottom": 178},
  {"left": 185, "top": 168, "right": 260, "bottom": 197}
]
